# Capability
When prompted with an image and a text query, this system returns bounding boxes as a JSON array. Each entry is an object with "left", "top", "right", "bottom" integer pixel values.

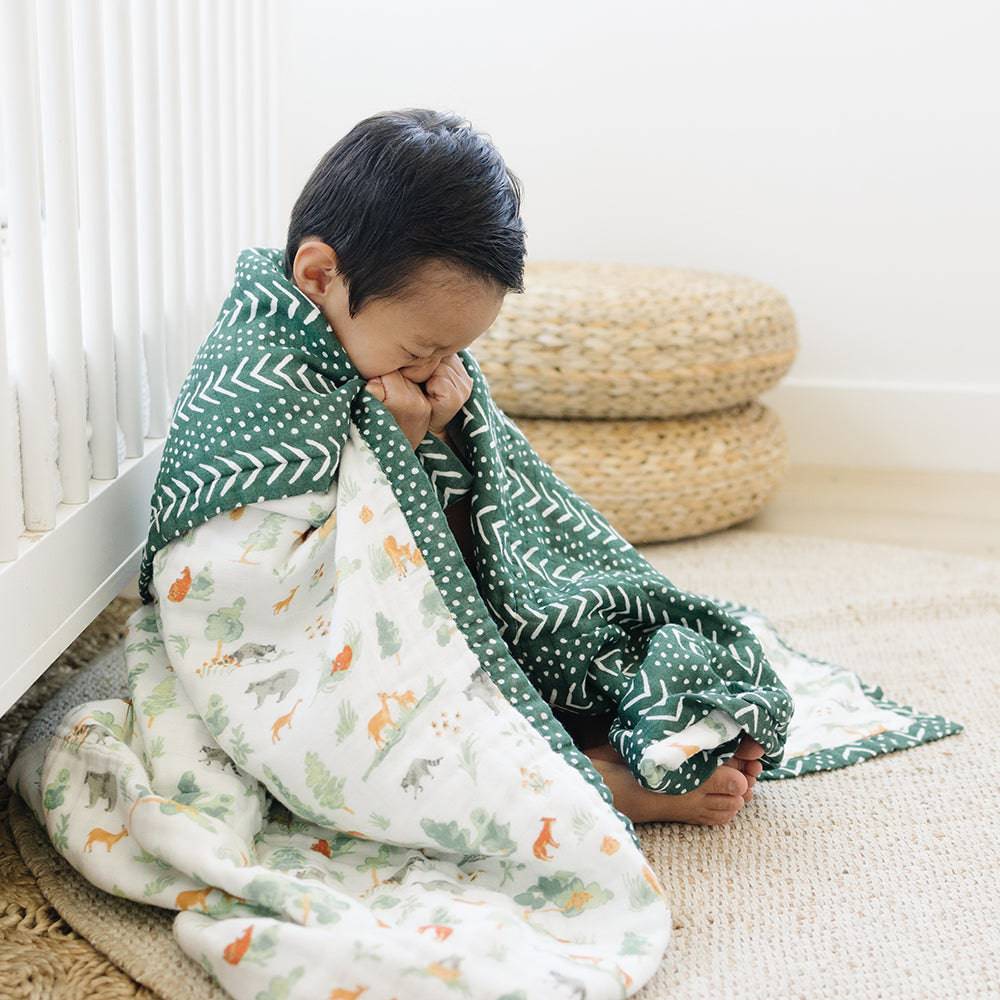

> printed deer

[{"left": 383, "top": 535, "right": 424, "bottom": 578}]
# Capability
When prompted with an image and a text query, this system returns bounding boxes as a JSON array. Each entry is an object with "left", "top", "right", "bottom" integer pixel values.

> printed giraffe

[
  {"left": 271, "top": 698, "right": 303, "bottom": 743},
  {"left": 383, "top": 535, "right": 424, "bottom": 578},
  {"left": 532, "top": 816, "right": 560, "bottom": 860},
  {"left": 366, "top": 693, "right": 399, "bottom": 748},
  {"left": 328, "top": 987, "right": 368, "bottom": 1000},
  {"left": 167, "top": 566, "right": 192, "bottom": 602},
  {"left": 83, "top": 825, "right": 128, "bottom": 852},
  {"left": 272, "top": 585, "right": 299, "bottom": 615}
]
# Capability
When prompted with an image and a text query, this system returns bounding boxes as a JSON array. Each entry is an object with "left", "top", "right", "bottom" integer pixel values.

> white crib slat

[
  {"left": 266, "top": 0, "right": 282, "bottom": 246},
  {"left": 0, "top": 0, "right": 59, "bottom": 530},
  {"left": 71, "top": 0, "right": 118, "bottom": 481},
  {"left": 178, "top": 0, "right": 207, "bottom": 365},
  {"left": 235, "top": 3, "right": 254, "bottom": 252},
  {"left": 103, "top": 0, "right": 145, "bottom": 457},
  {"left": 0, "top": 252, "right": 23, "bottom": 561},
  {"left": 131, "top": 0, "right": 170, "bottom": 440},
  {"left": 36, "top": 0, "right": 92, "bottom": 505},
  {"left": 156, "top": 0, "right": 188, "bottom": 398},
  {"left": 249, "top": 0, "right": 266, "bottom": 246},
  {"left": 199, "top": 0, "right": 224, "bottom": 329},
  {"left": 218, "top": 0, "right": 238, "bottom": 286}
]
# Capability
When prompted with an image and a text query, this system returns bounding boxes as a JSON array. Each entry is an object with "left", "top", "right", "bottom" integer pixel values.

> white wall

[{"left": 272, "top": 0, "right": 1000, "bottom": 472}]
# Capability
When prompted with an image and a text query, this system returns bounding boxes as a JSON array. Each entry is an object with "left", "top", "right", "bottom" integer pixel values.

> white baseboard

[{"left": 760, "top": 379, "right": 1000, "bottom": 474}]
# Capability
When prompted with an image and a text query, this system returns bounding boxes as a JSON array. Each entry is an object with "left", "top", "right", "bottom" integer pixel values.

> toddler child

[{"left": 280, "top": 108, "right": 764, "bottom": 825}]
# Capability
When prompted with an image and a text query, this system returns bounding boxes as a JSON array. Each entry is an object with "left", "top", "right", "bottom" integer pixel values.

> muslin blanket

[{"left": 7, "top": 247, "right": 962, "bottom": 999}]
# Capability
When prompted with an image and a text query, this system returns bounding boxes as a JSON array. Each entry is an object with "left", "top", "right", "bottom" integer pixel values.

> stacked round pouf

[{"left": 472, "top": 260, "right": 798, "bottom": 543}]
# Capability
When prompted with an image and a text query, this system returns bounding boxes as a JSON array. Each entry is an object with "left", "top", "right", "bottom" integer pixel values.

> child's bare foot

[{"left": 582, "top": 732, "right": 765, "bottom": 826}]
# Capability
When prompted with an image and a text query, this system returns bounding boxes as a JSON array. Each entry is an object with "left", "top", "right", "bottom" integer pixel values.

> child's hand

[
  {"left": 422, "top": 354, "right": 473, "bottom": 438},
  {"left": 364, "top": 371, "right": 432, "bottom": 449}
]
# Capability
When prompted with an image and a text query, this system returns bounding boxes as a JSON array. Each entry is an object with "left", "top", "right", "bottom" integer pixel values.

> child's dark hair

[{"left": 283, "top": 109, "right": 526, "bottom": 317}]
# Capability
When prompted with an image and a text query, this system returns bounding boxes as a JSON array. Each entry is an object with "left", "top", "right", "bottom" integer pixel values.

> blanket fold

[{"left": 6, "top": 247, "right": 963, "bottom": 999}]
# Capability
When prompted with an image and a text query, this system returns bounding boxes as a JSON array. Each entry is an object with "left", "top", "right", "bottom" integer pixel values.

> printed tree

[
  {"left": 368, "top": 543, "right": 395, "bottom": 583},
  {"left": 238, "top": 513, "right": 284, "bottom": 565},
  {"left": 227, "top": 722, "right": 253, "bottom": 768},
  {"left": 43, "top": 767, "right": 70, "bottom": 810},
  {"left": 186, "top": 562, "right": 215, "bottom": 601},
  {"left": 201, "top": 693, "right": 230, "bottom": 737},
  {"left": 419, "top": 579, "right": 456, "bottom": 646},
  {"left": 334, "top": 701, "right": 357, "bottom": 743},
  {"left": 142, "top": 676, "right": 178, "bottom": 729},
  {"left": 376, "top": 611, "right": 401, "bottom": 664},
  {"left": 355, "top": 842, "right": 400, "bottom": 889},
  {"left": 201, "top": 596, "right": 246, "bottom": 671},
  {"left": 304, "top": 752, "right": 354, "bottom": 815}
]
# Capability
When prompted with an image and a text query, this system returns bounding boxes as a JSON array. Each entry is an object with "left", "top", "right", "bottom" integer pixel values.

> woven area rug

[{"left": 1, "top": 531, "right": 997, "bottom": 999}]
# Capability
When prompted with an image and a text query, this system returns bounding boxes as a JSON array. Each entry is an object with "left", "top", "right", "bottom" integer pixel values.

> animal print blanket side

[{"left": 7, "top": 424, "right": 672, "bottom": 1000}]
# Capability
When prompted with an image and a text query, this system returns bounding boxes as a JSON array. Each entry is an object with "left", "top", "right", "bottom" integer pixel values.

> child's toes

[
  {"left": 734, "top": 734, "right": 766, "bottom": 760},
  {"left": 712, "top": 766, "right": 748, "bottom": 798},
  {"left": 703, "top": 793, "right": 746, "bottom": 824}
]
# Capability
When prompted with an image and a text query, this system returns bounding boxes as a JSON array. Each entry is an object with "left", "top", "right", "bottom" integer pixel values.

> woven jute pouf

[
  {"left": 474, "top": 259, "right": 798, "bottom": 419},
  {"left": 513, "top": 401, "right": 788, "bottom": 543}
]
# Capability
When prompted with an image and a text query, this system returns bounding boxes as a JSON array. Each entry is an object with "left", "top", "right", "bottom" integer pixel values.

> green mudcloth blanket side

[{"left": 138, "top": 246, "right": 961, "bottom": 794}]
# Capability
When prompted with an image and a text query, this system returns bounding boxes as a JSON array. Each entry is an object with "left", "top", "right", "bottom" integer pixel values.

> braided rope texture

[
  {"left": 515, "top": 401, "right": 788, "bottom": 542},
  {"left": 475, "top": 260, "right": 798, "bottom": 419}
]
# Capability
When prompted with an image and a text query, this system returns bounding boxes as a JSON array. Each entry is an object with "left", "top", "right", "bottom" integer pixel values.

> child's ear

[{"left": 292, "top": 240, "right": 339, "bottom": 303}]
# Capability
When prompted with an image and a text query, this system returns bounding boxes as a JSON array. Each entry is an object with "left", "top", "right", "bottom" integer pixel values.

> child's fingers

[{"left": 364, "top": 377, "right": 387, "bottom": 401}]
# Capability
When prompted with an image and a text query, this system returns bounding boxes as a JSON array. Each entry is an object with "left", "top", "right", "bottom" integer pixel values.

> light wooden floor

[{"left": 739, "top": 464, "right": 1000, "bottom": 560}]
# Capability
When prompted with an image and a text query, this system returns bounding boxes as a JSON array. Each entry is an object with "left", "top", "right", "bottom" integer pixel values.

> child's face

[{"left": 292, "top": 240, "right": 505, "bottom": 382}]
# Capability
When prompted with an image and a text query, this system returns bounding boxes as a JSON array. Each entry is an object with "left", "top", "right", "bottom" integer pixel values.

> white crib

[{"left": 0, "top": 0, "right": 280, "bottom": 717}]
